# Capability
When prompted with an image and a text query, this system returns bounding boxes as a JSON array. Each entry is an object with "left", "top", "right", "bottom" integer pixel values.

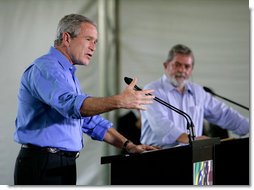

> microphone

[
  {"left": 124, "top": 77, "right": 143, "bottom": 91},
  {"left": 203, "top": 86, "right": 249, "bottom": 110},
  {"left": 124, "top": 77, "right": 195, "bottom": 143}
]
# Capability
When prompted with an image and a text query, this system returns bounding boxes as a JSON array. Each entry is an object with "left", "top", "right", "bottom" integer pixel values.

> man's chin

[
  {"left": 171, "top": 79, "right": 186, "bottom": 88},
  {"left": 74, "top": 61, "right": 90, "bottom": 66}
]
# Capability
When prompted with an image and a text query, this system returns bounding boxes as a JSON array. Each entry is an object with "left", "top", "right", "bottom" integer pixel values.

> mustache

[{"left": 175, "top": 73, "right": 185, "bottom": 78}]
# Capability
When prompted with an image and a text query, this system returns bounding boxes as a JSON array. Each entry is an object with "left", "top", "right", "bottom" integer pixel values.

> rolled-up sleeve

[
  {"left": 29, "top": 60, "right": 89, "bottom": 119},
  {"left": 82, "top": 115, "right": 113, "bottom": 141},
  {"left": 73, "top": 95, "right": 87, "bottom": 118},
  {"left": 204, "top": 92, "right": 249, "bottom": 136}
]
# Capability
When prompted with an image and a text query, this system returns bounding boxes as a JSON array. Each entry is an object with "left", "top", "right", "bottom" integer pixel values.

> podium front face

[
  {"left": 191, "top": 137, "right": 220, "bottom": 185},
  {"left": 101, "top": 138, "right": 249, "bottom": 185},
  {"left": 214, "top": 138, "right": 249, "bottom": 185},
  {"left": 107, "top": 145, "right": 193, "bottom": 185}
]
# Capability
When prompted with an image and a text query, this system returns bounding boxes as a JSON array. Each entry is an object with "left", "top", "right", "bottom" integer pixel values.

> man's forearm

[
  {"left": 80, "top": 96, "right": 121, "bottom": 116},
  {"left": 79, "top": 80, "right": 155, "bottom": 117},
  {"left": 103, "top": 127, "right": 128, "bottom": 149}
]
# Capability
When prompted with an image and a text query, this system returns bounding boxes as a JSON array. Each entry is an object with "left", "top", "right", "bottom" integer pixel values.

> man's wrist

[{"left": 122, "top": 140, "right": 133, "bottom": 152}]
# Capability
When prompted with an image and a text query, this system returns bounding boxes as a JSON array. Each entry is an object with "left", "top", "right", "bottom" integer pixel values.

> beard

[{"left": 167, "top": 73, "right": 187, "bottom": 88}]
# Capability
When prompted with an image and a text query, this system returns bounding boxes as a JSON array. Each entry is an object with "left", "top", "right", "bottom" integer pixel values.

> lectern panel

[{"left": 101, "top": 138, "right": 249, "bottom": 185}]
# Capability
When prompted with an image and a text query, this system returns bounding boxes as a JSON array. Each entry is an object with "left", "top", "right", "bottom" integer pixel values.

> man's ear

[
  {"left": 163, "top": 61, "right": 168, "bottom": 69},
  {"left": 62, "top": 32, "right": 71, "bottom": 45}
]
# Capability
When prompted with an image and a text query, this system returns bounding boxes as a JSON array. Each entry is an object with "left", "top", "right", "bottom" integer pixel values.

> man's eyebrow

[
  {"left": 175, "top": 61, "right": 191, "bottom": 65},
  {"left": 175, "top": 61, "right": 184, "bottom": 65},
  {"left": 87, "top": 35, "right": 98, "bottom": 41}
]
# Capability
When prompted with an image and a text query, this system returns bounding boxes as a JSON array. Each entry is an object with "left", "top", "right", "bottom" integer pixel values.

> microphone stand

[
  {"left": 203, "top": 87, "right": 249, "bottom": 111},
  {"left": 124, "top": 77, "right": 196, "bottom": 143}
]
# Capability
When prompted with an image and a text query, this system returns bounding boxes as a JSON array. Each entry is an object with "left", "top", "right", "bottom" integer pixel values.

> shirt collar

[
  {"left": 162, "top": 74, "right": 193, "bottom": 95},
  {"left": 49, "top": 46, "right": 76, "bottom": 74}
]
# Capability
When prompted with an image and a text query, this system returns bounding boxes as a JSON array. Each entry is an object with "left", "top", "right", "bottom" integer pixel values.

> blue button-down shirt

[
  {"left": 141, "top": 74, "right": 249, "bottom": 148},
  {"left": 14, "top": 47, "right": 112, "bottom": 151}
]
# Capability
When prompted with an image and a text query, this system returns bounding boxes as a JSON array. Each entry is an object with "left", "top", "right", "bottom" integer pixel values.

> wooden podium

[{"left": 101, "top": 137, "right": 249, "bottom": 185}]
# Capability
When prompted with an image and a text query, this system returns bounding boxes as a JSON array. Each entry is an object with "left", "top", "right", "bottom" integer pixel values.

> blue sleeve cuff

[
  {"left": 82, "top": 115, "right": 113, "bottom": 141},
  {"left": 74, "top": 94, "right": 88, "bottom": 118}
]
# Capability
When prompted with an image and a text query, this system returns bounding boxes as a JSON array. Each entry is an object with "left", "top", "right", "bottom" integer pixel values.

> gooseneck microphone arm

[
  {"left": 152, "top": 96, "right": 195, "bottom": 143},
  {"left": 124, "top": 77, "right": 195, "bottom": 143},
  {"left": 203, "top": 86, "right": 249, "bottom": 111}
]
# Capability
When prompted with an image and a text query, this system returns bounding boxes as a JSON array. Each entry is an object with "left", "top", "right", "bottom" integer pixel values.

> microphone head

[
  {"left": 124, "top": 77, "right": 133, "bottom": 85},
  {"left": 124, "top": 77, "right": 142, "bottom": 91},
  {"left": 203, "top": 86, "right": 215, "bottom": 95}
]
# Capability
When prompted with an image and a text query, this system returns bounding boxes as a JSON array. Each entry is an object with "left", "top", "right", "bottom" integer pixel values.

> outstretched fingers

[
  {"left": 135, "top": 89, "right": 155, "bottom": 110},
  {"left": 127, "top": 77, "right": 138, "bottom": 89},
  {"left": 122, "top": 77, "right": 155, "bottom": 110},
  {"left": 135, "top": 144, "right": 161, "bottom": 153}
]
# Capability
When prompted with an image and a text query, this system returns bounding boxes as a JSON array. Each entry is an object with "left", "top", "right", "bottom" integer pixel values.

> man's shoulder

[
  {"left": 186, "top": 82, "right": 207, "bottom": 99},
  {"left": 34, "top": 52, "right": 57, "bottom": 65},
  {"left": 144, "top": 77, "right": 162, "bottom": 89},
  {"left": 187, "top": 82, "right": 204, "bottom": 91},
  {"left": 31, "top": 52, "right": 60, "bottom": 72}
]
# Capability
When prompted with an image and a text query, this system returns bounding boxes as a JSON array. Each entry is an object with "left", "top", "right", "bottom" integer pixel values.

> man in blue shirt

[
  {"left": 14, "top": 14, "right": 158, "bottom": 185},
  {"left": 141, "top": 44, "right": 249, "bottom": 148}
]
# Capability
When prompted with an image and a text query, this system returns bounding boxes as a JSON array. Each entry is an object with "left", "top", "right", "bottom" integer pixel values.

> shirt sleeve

[
  {"left": 203, "top": 90, "right": 249, "bottom": 136},
  {"left": 82, "top": 115, "right": 113, "bottom": 141},
  {"left": 28, "top": 61, "right": 87, "bottom": 119}
]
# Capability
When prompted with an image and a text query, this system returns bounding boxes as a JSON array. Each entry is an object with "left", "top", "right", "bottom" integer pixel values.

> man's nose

[
  {"left": 89, "top": 42, "right": 96, "bottom": 51},
  {"left": 177, "top": 64, "right": 186, "bottom": 72}
]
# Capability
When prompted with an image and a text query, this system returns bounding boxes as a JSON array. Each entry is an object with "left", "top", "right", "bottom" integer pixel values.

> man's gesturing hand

[{"left": 118, "top": 78, "right": 155, "bottom": 110}]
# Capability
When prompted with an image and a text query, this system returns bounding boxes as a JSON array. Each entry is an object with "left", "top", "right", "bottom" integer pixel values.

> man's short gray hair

[
  {"left": 165, "top": 44, "right": 195, "bottom": 66},
  {"left": 54, "top": 14, "right": 96, "bottom": 46}
]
